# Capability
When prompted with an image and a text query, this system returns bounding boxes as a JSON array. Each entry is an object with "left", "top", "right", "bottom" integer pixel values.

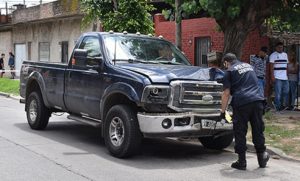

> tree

[
  {"left": 166, "top": 0, "right": 300, "bottom": 58},
  {"left": 81, "top": 0, "right": 154, "bottom": 34},
  {"left": 268, "top": 1, "right": 300, "bottom": 32},
  {"left": 175, "top": 0, "right": 183, "bottom": 50}
]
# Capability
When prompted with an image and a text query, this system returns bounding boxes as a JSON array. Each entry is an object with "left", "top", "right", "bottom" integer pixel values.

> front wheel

[
  {"left": 26, "top": 91, "right": 50, "bottom": 130},
  {"left": 199, "top": 133, "right": 233, "bottom": 150},
  {"left": 104, "top": 105, "right": 142, "bottom": 158}
]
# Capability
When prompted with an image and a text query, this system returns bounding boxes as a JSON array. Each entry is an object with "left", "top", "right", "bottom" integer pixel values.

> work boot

[
  {"left": 231, "top": 153, "right": 247, "bottom": 170},
  {"left": 257, "top": 152, "right": 269, "bottom": 168}
]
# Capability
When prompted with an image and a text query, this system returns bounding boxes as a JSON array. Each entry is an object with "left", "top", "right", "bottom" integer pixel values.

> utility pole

[
  {"left": 175, "top": 0, "right": 182, "bottom": 50},
  {"left": 23, "top": 0, "right": 25, "bottom": 5},
  {"left": 40, "top": 0, "right": 42, "bottom": 5},
  {"left": 5, "top": 2, "right": 8, "bottom": 15}
]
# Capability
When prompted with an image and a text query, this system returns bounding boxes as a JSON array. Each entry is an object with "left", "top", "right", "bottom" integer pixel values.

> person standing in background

[
  {"left": 250, "top": 47, "right": 268, "bottom": 96},
  {"left": 269, "top": 42, "right": 289, "bottom": 111},
  {"left": 287, "top": 51, "right": 299, "bottom": 110},
  {"left": 8, "top": 52, "right": 15, "bottom": 79},
  {"left": 0, "top": 53, "right": 5, "bottom": 78}
]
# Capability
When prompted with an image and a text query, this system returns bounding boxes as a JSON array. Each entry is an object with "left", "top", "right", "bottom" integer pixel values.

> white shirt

[{"left": 269, "top": 51, "right": 288, "bottom": 80}]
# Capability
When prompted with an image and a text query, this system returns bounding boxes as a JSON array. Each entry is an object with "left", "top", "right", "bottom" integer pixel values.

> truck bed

[{"left": 20, "top": 61, "right": 68, "bottom": 111}]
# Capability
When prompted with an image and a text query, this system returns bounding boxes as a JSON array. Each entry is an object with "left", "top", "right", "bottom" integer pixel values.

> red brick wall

[{"left": 154, "top": 14, "right": 269, "bottom": 65}]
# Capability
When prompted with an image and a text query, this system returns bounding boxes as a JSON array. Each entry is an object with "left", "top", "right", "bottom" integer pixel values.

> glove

[{"left": 219, "top": 112, "right": 225, "bottom": 122}]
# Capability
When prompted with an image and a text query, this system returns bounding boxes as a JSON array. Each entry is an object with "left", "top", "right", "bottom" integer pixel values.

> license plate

[
  {"left": 201, "top": 119, "right": 216, "bottom": 129},
  {"left": 215, "top": 121, "right": 233, "bottom": 130}
]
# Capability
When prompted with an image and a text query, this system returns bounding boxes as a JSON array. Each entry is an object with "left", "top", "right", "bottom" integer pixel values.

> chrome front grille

[{"left": 169, "top": 80, "right": 223, "bottom": 112}]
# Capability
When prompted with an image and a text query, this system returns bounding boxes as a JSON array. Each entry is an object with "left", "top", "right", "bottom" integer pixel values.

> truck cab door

[{"left": 64, "top": 36, "right": 103, "bottom": 119}]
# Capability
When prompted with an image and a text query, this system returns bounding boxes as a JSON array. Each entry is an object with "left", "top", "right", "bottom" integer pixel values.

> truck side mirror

[{"left": 73, "top": 49, "right": 88, "bottom": 66}]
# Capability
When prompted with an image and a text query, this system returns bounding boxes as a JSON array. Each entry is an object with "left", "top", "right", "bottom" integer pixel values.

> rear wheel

[
  {"left": 104, "top": 105, "right": 142, "bottom": 158},
  {"left": 199, "top": 133, "right": 233, "bottom": 150},
  {"left": 26, "top": 91, "right": 50, "bottom": 130}
]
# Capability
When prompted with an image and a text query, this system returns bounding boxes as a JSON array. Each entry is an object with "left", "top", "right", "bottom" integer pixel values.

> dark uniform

[{"left": 223, "top": 60, "right": 266, "bottom": 155}]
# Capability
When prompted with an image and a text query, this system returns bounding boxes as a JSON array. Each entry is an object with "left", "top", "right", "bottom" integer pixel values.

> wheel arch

[
  {"left": 100, "top": 83, "right": 140, "bottom": 137},
  {"left": 25, "top": 72, "right": 49, "bottom": 110}
]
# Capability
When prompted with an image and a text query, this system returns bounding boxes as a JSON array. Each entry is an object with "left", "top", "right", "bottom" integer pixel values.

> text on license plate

[{"left": 201, "top": 119, "right": 216, "bottom": 129}]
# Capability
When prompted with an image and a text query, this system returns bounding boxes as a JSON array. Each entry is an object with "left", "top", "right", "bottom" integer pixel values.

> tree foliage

[
  {"left": 269, "top": 1, "right": 300, "bottom": 32},
  {"left": 81, "top": 0, "right": 154, "bottom": 34},
  {"left": 180, "top": 0, "right": 300, "bottom": 32},
  {"left": 164, "top": 0, "right": 300, "bottom": 57}
]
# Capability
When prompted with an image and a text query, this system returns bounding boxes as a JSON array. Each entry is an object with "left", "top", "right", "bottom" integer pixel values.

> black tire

[
  {"left": 104, "top": 105, "right": 142, "bottom": 158},
  {"left": 199, "top": 133, "right": 233, "bottom": 150},
  {"left": 26, "top": 91, "right": 50, "bottom": 130}
]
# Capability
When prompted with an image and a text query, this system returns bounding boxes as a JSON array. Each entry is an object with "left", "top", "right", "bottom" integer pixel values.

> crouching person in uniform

[{"left": 220, "top": 53, "right": 269, "bottom": 170}]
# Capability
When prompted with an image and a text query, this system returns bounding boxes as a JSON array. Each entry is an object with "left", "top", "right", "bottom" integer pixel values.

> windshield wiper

[
  {"left": 113, "top": 59, "right": 159, "bottom": 64},
  {"left": 128, "top": 59, "right": 148, "bottom": 64},
  {"left": 156, "top": 60, "right": 182, "bottom": 65}
]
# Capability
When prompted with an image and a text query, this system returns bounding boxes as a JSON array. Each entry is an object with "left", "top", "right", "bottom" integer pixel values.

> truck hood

[{"left": 118, "top": 64, "right": 213, "bottom": 83}]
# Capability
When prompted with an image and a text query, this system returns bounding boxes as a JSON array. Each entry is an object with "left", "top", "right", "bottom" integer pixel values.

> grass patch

[
  {"left": 265, "top": 124, "right": 300, "bottom": 139},
  {"left": 265, "top": 122, "right": 300, "bottom": 157},
  {"left": 247, "top": 111, "right": 300, "bottom": 158},
  {"left": 0, "top": 78, "right": 20, "bottom": 95}
]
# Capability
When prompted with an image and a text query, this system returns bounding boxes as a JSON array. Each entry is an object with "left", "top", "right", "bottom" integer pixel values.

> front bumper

[{"left": 137, "top": 112, "right": 233, "bottom": 137}]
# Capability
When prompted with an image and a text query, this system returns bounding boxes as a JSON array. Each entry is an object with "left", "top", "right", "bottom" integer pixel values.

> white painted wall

[
  {"left": 13, "top": 17, "right": 93, "bottom": 64},
  {"left": 15, "top": 44, "right": 26, "bottom": 77},
  {"left": 0, "top": 31, "right": 12, "bottom": 72}
]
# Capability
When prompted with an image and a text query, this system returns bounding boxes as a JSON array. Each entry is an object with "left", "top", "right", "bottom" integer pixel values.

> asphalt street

[{"left": 0, "top": 96, "right": 300, "bottom": 181}]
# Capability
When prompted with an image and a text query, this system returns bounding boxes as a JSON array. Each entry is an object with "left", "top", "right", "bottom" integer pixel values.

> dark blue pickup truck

[{"left": 20, "top": 32, "right": 233, "bottom": 158}]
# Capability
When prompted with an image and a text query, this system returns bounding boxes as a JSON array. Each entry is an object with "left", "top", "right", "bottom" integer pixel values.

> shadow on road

[
  {"left": 14, "top": 118, "right": 236, "bottom": 170},
  {"left": 220, "top": 167, "right": 268, "bottom": 179}
]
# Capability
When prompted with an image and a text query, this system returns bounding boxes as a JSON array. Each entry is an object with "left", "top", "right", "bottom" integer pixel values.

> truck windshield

[{"left": 103, "top": 35, "right": 191, "bottom": 65}]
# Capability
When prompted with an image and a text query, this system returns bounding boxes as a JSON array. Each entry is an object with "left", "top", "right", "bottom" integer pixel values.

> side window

[
  {"left": 79, "top": 37, "right": 102, "bottom": 58},
  {"left": 75, "top": 37, "right": 102, "bottom": 68}
]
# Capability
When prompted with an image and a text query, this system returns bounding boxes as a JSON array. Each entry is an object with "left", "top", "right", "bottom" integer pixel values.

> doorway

[
  {"left": 15, "top": 44, "right": 26, "bottom": 77},
  {"left": 195, "top": 37, "right": 211, "bottom": 67}
]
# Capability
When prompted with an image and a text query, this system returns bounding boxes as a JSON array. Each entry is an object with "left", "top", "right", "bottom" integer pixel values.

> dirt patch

[
  {"left": 280, "top": 138, "right": 300, "bottom": 158},
  {"left": 274, "top": 117, "right": 300, "bottom": 124},
  {"left": 248, "top": 111, "right": 300, "bottom": 160},
  {"left": 271, "top": 123, "right": 298, "bottom": 130}
]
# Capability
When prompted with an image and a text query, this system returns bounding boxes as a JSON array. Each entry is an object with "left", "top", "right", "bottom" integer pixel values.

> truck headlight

[{"left": 141, "top": 85, "right": 170, "bottom": 104}]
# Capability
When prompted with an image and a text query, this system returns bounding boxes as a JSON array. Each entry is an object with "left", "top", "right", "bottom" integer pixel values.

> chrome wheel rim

[
  {"left": 29, "top": 99, "right": 37, "bottom": 122},
  {"left": 109, "top": 117, "right": 125, "bottom": 147}
]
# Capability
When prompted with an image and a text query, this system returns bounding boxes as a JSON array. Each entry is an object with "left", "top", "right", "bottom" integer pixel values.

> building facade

[
  {"left": 0, "top": 15, "right": 12, "bottom": 74},
  {"left": 11, "top": 0, "right": 96, "bottom": 76},
  {"left": 0, "top": 28, "right": 12, "bottom": 60},
  {"left": 0, "top": 0, "right": 96, "bottom": 77}
]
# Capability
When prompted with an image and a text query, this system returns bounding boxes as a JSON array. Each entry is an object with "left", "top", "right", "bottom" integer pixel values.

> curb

[
  {"left": 245, "top": 141, "right": 300, "bottom": 163},
  {"left": 0, "top": 92, "right": 21, "bottom": 101},
  {"left": 0, "top": 92, "right": 10, "bottom": 97}
]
